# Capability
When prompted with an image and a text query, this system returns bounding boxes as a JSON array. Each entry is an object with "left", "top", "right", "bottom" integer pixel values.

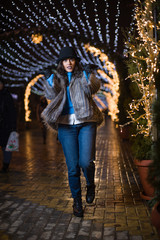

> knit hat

[{"left": 57, "top": 46, "right": 80, "bottom": 64}]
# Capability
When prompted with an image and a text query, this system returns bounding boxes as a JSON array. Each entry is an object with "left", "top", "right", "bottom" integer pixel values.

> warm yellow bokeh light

[
  {"left": 84, "top": 44, "right": 120, "bottom": 121},
  {"left": 31, "top": 33, "right": 43, "bottom": 44},
  {"left": 24, "top": 74, "right": 44, "bottom": 122},
  {"left": 124, "top": 0, "right": 160, "bottom": 136}
]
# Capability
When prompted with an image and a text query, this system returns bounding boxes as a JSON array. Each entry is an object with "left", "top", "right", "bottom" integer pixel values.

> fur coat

[{"left": 41, "top": 70, "right": 103, "bottom": 130}]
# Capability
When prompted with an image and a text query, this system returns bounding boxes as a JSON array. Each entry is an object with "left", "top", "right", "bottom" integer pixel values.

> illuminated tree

[{"left": 125, "top": 0, "right": 160, "bottom": 137}]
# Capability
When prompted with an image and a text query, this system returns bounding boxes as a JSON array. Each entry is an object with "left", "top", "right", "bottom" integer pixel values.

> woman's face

[{"left": 62, "top": 58, "right": 76, "bottom": 72}]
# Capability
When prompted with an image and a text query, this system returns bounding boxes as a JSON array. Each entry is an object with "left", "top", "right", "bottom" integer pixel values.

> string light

[
  {"left": 113, "top": 0, "right": 121, "bottom": 52},
  {"left": 81, "top": 0, "right": 95, "bottom": 40},
  {"left": 0, "top": 0, "right": 134, "bottom": 121},
  {"left": 84, "top": 44, "right": 120, "bottom": 121},
  {"left": 0, "top": 0, "right": 130, "bottom": 82},
  {"left": 104, "top": 0, "right": 110, "bottom": 44},
  {"left": 31, "top": 33, "right": 43, "bottom": 44},
  {"left": 24, "top": 74, "right": 44, "bottom": 122},
  {"left": 92, "top": 0, "right": 103, "bottom": 43},
  {"left": 124, "top": 0, "right": 160, "bottom": 136}
]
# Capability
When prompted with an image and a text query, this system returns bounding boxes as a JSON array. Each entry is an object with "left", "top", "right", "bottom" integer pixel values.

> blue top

[{"left": 61, "top": 72, "right": 74, "bottom": 115}]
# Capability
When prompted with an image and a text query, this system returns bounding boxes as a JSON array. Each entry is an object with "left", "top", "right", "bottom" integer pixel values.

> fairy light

[
  {"left": 72, "top": 0, "right": 88, "bottom": 36},
  {"left": 124, "top": 0, "right": 160, "bottom": 136},
  {"left": 31, "top": 33, "right": 43, "bottom": 44},
  {"left": 0, "top": 0, "right": 135, "bottom": 84},
  {"left": 94, "top": 95, "right": 107, "bottom": 109},
  {"left": 113, "top": 0, "right": 120, "bottom": 52},
  {"left": 0, "top": 0, "right": 135, "bottom": 121},
  {"left": 24, "top": 74, "right": 44, "bottom": 122},
  {"left": 81, "top": 0, "right": 95, "bottom": 40},
  {"left": 61, "top": 0, "right": 81, "bottom": 34},
  {"left": 92, "top": 0, "right": 103, "bottom": 43},
  {"left": 84, "top": 44, "right": 120, "bottom": 121},
  {"left": 104, "top": 0, "right": 110, "bottom": 44},
  {"left": 20, "top": 36, "right": 53, "bottom": 63}
]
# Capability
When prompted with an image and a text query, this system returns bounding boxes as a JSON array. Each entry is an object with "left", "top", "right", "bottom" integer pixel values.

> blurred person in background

[{"left": 0, "top": 79, "right": 17, "bottom": 172}]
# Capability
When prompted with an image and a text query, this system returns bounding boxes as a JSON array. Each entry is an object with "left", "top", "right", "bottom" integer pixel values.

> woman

[
  {"left": 42, "top": 46, "right": 103, "bottom": 217},
  {"left": 0, "top": 79, "right": 17, "bottom": 172}
]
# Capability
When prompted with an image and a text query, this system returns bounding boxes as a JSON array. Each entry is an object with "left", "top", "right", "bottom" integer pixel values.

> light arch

[
  {"left": 84, "top": 44, "right": 120, "bottom": 121},
  {"left": 24, "top": 74, "right": 44, "bottom": 122},
  {"left": 24, "top": 45, "right": 120, "bottom": 122}
]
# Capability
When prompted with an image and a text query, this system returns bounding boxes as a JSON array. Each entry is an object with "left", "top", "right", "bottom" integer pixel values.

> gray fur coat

[{"left": 41, "top": 70, "right": 103, "bottom": 130}]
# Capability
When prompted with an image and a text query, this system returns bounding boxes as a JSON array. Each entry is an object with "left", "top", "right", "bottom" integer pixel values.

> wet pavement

[{"left": 0, "top": 117, "right": 159, "bottom": 240}]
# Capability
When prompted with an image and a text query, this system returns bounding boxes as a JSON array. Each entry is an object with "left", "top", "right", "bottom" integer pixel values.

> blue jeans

[{"left": 58, "top": 122, "right": 96, "bottom": 199}]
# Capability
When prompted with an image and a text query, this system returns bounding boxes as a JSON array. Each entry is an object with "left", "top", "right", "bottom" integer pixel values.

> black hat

[{"left": 57, "top": 46, "right": 80, "bottom": 64}]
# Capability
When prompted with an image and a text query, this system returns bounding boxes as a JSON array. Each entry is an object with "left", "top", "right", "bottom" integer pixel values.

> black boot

[
  {"left": 86, "top": 184, "right": 95, "bottom": 204},
  {"left": 1, "top": 163, "right": 9, "bottom": 173},
  {"left": 85, "top": 162, "right": 95, "bottom": 203},
  {"left": 73, "top": 197, "right": 83, "bottom": 217}
]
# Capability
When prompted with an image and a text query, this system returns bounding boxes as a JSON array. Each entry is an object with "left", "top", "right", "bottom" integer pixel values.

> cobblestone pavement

[{"left": 0, "top": 118, "right": 159, "bottom": 240}]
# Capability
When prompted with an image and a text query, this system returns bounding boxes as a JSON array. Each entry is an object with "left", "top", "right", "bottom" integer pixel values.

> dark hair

[{"left": 56, "top": 60, "right": 83, "bottom": 76}]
